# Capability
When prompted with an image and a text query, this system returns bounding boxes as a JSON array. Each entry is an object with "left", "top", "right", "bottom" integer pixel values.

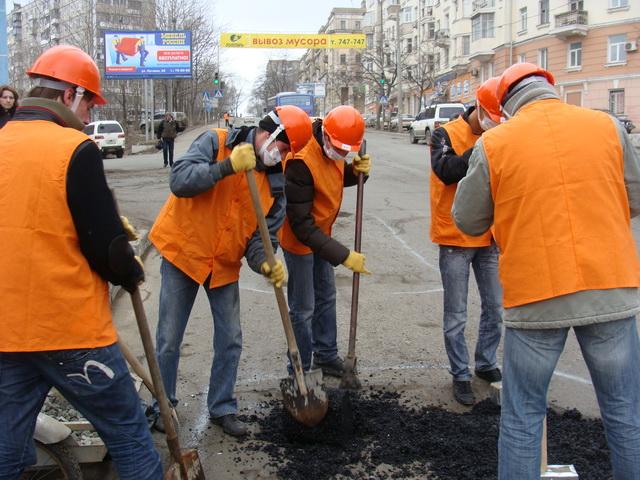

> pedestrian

[
  {"left": 0, "top": 85, "right": 19, "bottom": 129},
  {"left": 280, "top": 105, "right": 371, "bottom": 378},
  {"left": 224, "top": 111, "right": 230, "bottom": 127},
  {"left": 453, "top": 62, "right": 640, "bottom": 480},
  {"left": 149, "top": 105, "right": 312, "bottom": 437},
  {"left": 0, "top": 45, "right": 161, "bottom": 479},
  {"left": 429, "top": 77, "right": 503, "bottom": 406},
  {"left": 157, "top": 112, "right": 177, "bottom": 167}
]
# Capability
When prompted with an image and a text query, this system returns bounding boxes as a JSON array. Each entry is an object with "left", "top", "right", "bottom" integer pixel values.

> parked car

[
  {"left": 592, "top": 109, "right": 635, "bottom": 134},
  {"left": 364, "top": 114, "right": 377, "bottom": 127},
  {"left": 234, "top": 116, "right": 259, "bottom": 128},
  {"left": 139, "top": 111, "right": 189, "bottom": 134},
  {"left": 390, "top": 114, "right": 415, "bottom": 132},
  {"left": 83, "top": 120, "right": 125, "bottom": 158},
  {"left": 409, "top": 103, "right": 465, "bottom": 145}
]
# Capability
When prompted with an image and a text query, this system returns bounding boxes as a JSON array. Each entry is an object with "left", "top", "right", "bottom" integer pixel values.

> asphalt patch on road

[{"left": 238, "top": 388, "right": 612, "bottom": 479}]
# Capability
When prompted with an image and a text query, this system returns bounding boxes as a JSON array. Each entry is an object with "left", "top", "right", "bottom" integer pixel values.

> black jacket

[
  {"left": 284, "top": 120, "right": 366, "bottom": 266},
  {"left": 0, "top": 109, "right": 14, "bottom": 129},
  {"left": 158, "top": 119, "right": 177, "bottom": 139},
  {"left": 430, "top": 106, "right": 477, "bottom": 185},
  {"left": 10, "top": 102, "right": 144, "bottom": 292}
]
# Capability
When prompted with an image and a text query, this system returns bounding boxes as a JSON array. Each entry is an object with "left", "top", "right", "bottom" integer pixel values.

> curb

[{"left": 109, "top": 229, "right": 152, "bottom": 303}]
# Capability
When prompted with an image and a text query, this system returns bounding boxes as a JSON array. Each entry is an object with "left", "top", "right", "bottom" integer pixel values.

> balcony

[
  {"left": 551, "top": 10, "right": 588, "bottom": 38},
  {"left": 472, "top": 0, "right": 495, "bottom": 14},
  {"left": 435, "top": 29, "right": 450, "bottom": 47}
]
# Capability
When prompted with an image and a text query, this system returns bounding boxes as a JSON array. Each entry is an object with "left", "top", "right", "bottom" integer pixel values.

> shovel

[
  {"left": 340, "top": 140, "right": 367, "bottom": 390},
  {"left": 129, "top": 288, "right": 205, "bottom": 480},
  {"left": 245, "top": 169, "right": 329, "bottom": 427}
]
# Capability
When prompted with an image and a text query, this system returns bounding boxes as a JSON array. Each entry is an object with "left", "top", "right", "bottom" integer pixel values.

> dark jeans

[
  {"left": 162, "top": 138, "right": 175, "bottom": 166},
  {"left": 0, "top": 343, "right": 162, "bottom": 479}
]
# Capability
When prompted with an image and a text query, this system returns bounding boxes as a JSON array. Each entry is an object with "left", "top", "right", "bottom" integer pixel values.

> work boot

[
  {"left": 210, "top": 414, "right": 248, "bottom": 437},
  {"left": 453, "top": 380, "right": 475, "bottom": 406},
  {"left": 312, "top": 357, "right": 344, "bottom": 378},
  {"left": 475, "top": 368, "right": 502, "bottom": 383}
]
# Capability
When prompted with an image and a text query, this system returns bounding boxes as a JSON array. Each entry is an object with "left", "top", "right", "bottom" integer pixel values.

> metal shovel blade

[
  {"left": 164, "top": 449, "right": 206, "bottom": 480},
  {"left": 280, "top": 368, "right": 328, "bottom": 427},
  {"left": 340, "top": 355, "right": 362, "bottom": 390}
]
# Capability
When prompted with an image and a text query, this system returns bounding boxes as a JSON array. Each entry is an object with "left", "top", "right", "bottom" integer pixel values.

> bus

[{"left": 267, "top": 92, "right": 315, "bottom": 116}]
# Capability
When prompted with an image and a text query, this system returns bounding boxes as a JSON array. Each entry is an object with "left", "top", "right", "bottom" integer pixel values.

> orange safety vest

[
  {"left": 150, "top": 129, "right": 274, "bottom": 288},
  {"left": 0, "top": 120, "right": 115, "bottom": 352},
  {"left": 280, "top": 136, "right": 345, "bottom": 255},
  {"left": 483, "top": 99, "right": 640, "bottom": 308},
  {"left": 430, "top": 116, "right": 492, "bottom": 247}
]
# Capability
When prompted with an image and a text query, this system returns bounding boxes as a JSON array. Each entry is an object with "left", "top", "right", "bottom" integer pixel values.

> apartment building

[{"left": 299, "top": 7, "right": 366, "bottom": 114}]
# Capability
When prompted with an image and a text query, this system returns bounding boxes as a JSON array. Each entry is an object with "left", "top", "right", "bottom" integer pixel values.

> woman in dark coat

[{"left": 0, "top": 85, "right": 19, "bottom": 129}]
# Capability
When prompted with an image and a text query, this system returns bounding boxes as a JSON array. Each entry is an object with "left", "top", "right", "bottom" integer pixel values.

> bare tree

[
  {"left": 402, "top": 48, "right": 438, "bottom": 113},
  {"left": 361, "top": 48, "right": 405, "bottom": 129},
  {"left": 250, "top": 56, "right": 300, "bottom": 113}
]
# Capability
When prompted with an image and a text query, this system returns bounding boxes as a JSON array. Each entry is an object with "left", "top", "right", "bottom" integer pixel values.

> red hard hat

[
  {"left": 496, "top": 62, "right": 555, "bottom": 105},
  {"left": 28, "top": 45, "right": 107, "bottom": 105},
  {"left": 323, "top": 105, "right": 365, "bottom": 152},
  {"left": 476, "top": 77, "right": 502, "bottom": 123},
  {"left": 275, "top": 105, "right": 312, "bottom": 153}
]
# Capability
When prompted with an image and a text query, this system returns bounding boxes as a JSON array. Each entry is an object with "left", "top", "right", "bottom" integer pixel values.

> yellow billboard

[{"left": 220, "top": 33, "right": 366, "bottom": 49}]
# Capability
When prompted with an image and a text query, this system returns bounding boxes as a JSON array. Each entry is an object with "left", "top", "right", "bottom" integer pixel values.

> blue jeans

[
  {"left": 439, "top": 244, "right": 503, "bottom": 380},
  {"left": 284, "top": 250, "right": 338, "bottom": 371},
  {"left": 0, "top": 343, "right": 162, "bottom": 480},
  {"left": 156, "top": 258, "right": 241, "bottom": 418},
  {"left": 499, "top": 317, "right": 640, "bottom": 480}
]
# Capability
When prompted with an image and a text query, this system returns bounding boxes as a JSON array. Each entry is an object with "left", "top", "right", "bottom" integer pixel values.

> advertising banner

[
  {"left": 104, "top": 30, "right": 192, "bottom": 79},
  {"left": 220, "top": 33, "right": 366, "bottom": 49}
]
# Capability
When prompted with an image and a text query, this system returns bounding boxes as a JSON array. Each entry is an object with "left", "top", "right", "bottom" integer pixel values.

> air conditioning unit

[
  {"left": 471, "top": 67, "right": 479, "bottom": 77},
  {"left": 624, "top": 41, "right": 638, "bottom": 52}
]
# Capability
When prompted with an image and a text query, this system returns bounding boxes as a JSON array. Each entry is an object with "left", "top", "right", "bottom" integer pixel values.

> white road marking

[{"left": 391, "top": 288, "right": 443, "bottom": 295}]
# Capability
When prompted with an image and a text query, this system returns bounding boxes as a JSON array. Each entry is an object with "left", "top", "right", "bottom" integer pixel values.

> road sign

[
  {"left": 213, "top": 89, "right": 224, "bottom": 98},
  {"left": 379, "top": 95, "right": 388, "bottom": 105},
  {"left": 313, "top": 83, "right": 326, "bottom": 98},
  {"left": 202, "top": 91, "right": 210, "bottom": 101}
]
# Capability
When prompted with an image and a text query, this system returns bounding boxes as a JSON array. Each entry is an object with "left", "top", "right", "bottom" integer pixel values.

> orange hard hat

[
  {"left": 28, "top": 45, "right": 107, "bottom": 105},
  {"left": 496, "top": 62, "right": 554, "bottom": 106},
  {"left": 275, "top": 105, "right": 312, "bottom": 153},
  {"left": 323, "top": 105, "right": 365, "bottom": 152},
  {"left": 476, "top": 77, "right": 502, "bottom": 123}
]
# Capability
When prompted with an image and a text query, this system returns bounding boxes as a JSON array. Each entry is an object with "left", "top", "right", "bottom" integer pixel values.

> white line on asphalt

[
  {"left": 391, "top": 288, "right": 444, "bottom": 295},
  {"left": 553, "top": 370, "right": 592, "bottom": 385},
  {"left": 371, "top": 214, "right": 440, "bottom": 273}
]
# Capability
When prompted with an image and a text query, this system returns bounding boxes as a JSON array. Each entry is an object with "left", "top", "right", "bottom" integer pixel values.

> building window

[
  {"left": 340, "top": 54, "right": 347, "bottom": 65},
  {"left": 609, "top": 89, "right": 625, "bottom": 114},
  {"left": 462, "top": 0, "right": 472, "bottom": 17},
  {"left": 428, "top": 22, "right": 435, "bottom": 39},
  {"left": 570, "top": 0, "right": 584, "bottom": 11},
  {"left": 406, "top": 38, "right": 413, "bottom": 53},
  {"left": 340, "top": 20, "right": 347, "bottom": 29},
  {"left": 450, "top": 84, "right": 456, "bottom": 98},
  {"left": 538, "top": 48, "right": 548, "bottom": 69},
  {"left": 480, "top": 62, "right": 494, "bottom": 82},
  {"left": 539, "top": 0, "right": 549, "bottom": 24},
  {"left": 463, "top": 80, "right": 469, "bottom": 95},
  {"left": 355, "top": 21, "right": 361, "bottom": 29},
  {"left": 355, "top": 53, "right": 361, "bottom": 64},
  {"left": 472, "top": 13, "right": 495, "bottom": 41},
  {"left": 609, "top": 0, "right": 629, "bottom": 8},
  {"left": 608, "top": 34, "right": 627, "bottom": 63},
  {"left": 518, "top": 53, "right": 526, "bottom": 63},
  {"left": 462, "top": 35, "right": 470, "bottom": 55},
  {"left": 402, "top": 7, "right": 413, "bottom": 22},
  {"left": 519, "top": 7, "right": 527, "bottom": 32},
  {"left": 568, "top": 42, "right": 582, "bottom": 68},
  {"left": 457, "top": 82, "right": 462, "bottom": 96}
]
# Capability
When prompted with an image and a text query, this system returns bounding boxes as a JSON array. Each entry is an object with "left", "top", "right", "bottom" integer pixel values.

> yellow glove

[
  {"left": 342, "top": 251, "right": 371, "bottom": 274},
  {"left": 230, "top": 143, "right": 256, "bottom": 173},
  {"left": 352, "top": 154, "right": 371, "bottom": 176},
  {"left": 261, "top": 260, "right": 286, "bottom": 288},
  {"left": 120, "top": 216, "right": 139, "bottom": 241}
]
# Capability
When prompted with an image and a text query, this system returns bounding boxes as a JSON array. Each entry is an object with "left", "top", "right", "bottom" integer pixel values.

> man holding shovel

[
  {"left": 149, "top": 105, "right": 312, "bottom": 437},
  {"left": 453, "top": 63, "right": 640, "bottom": 479},
  {"left": 280, "top": 105, "right": 371, "bottom": 378},
  {"left": 429, "top": 77, "right": 503, "bottom": 406},
  {"left": 0, "top": 45, "right": 161, "bottom": 479}
]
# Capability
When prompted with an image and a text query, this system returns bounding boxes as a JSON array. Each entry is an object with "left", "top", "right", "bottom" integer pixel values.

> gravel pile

[
  {"left": 238, "top": 388, "right": 611, "bottom": 480},
  {"left": 42, "top": 392, "right": 101, "bottom": 446}
]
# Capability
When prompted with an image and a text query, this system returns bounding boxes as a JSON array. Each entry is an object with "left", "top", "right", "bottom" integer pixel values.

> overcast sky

[{"left": 215, "top": 0, "right": 363, "bottom": 113}]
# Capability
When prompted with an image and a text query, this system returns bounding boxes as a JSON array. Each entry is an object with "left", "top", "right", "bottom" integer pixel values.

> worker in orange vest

[
  {"left": 0, "top": 45, "right": 161, "bottom": 479},
  {"left": 224, "top": 111, "right": 230, "bottom": 127},
  {"left": 429, "top": 77, "right": 503, "bottom": 406},
  {"left": 453, "top": 63, "right": 640, "bottom": 479},
  {"left": 149, "top": 106, "right": 312, "bottom": 437},
  {"left": 280, "top": 105, "right": 371, "bottom": 377}
]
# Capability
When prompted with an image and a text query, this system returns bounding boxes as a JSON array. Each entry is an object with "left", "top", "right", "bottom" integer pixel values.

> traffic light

[
  {"left": 214, "top": 72, "right": 219, "bottom": 85},
  {"left": 378, "top": 78, "right": 385, "bottom": 85}
]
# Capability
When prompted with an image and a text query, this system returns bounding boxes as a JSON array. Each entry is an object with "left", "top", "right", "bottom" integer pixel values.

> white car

[
  {"left": 409, "top": 103, "right": 465, "bottom": 145},
  {"left": 84, "top": 121, "right": 126, "bottom": 158}
]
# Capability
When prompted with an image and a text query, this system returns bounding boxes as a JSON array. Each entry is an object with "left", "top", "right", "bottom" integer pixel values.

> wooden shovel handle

[{"left": 245, "top": 170, "right": 308, "bottom": 396}]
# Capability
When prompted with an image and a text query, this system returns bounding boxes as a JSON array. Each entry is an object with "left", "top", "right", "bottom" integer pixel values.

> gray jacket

[
  {"left": 169, "top": 127, "right": 285, "bottom": 275},
  {"left": 452, "top": 81, "right": 640, "bottom": 329}
]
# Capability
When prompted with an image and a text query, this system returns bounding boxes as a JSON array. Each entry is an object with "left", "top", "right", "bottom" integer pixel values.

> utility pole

[
  {"left": 0, "top": 0, "right": 8, "bottom": 84},
  {"left": 377, "top": 0, "right": 383, "bottom": 130}
]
